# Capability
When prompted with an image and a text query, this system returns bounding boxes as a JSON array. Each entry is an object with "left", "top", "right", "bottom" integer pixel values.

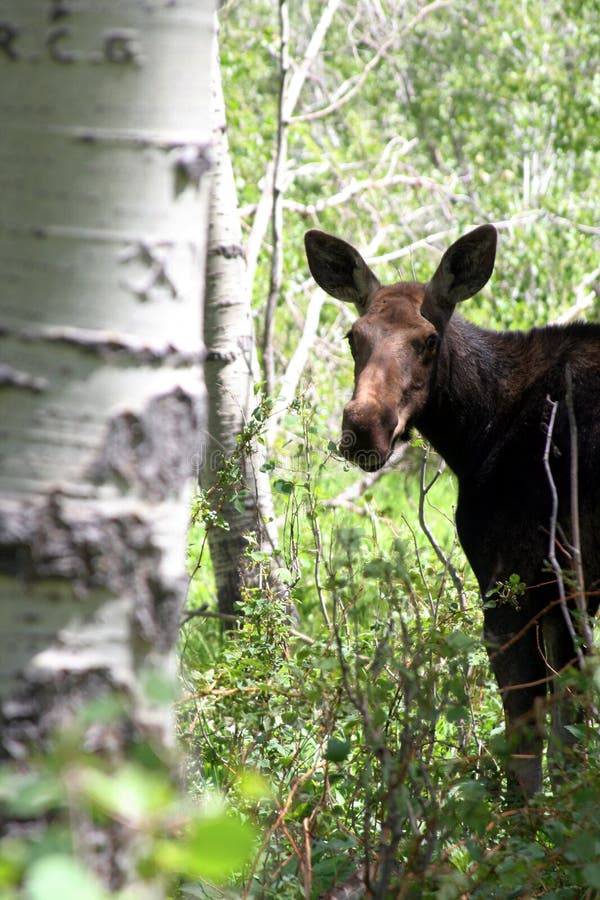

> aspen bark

[
  {"left": 201, "top": 42, "right": 281, "bottom": 619},
  {"left": 0, "top": 0, "right": 215, "bottom": 881}
]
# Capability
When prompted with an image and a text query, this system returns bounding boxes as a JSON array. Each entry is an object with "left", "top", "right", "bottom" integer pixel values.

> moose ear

[
  {"left": 423, "top": 224, "right": 497, "bottom": 329},
  {"left": 304, "top": 230, "right": 380, "bottom": 315}
]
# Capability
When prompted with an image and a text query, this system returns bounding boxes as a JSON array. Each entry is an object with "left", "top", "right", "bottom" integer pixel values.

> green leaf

[
  {"left": 445, "top": 703, "right": 469, "bottom": 724},
  {"left": 80, "top": 763, "right": 175, "bottom": 822},
  {"left": 24, "top": 855, "right": 107, "bottom": 900},
  {"left": 325, "top": 737, "right": 351, "bottom": 763},
  {"left": 154, "top": 812, "right": 257, "bottom": 883},
  {"left": 273, "top": 478, "right": 294, "bottom": 495},
  {"left": 582, "top": 862, "right": 600, "bottom": 890},
  {"left": 0, "top": 772, "right": 64, "bottom": 818},
  {"left": 273, "top": 566, "right": 295, "bottom": 585},
  {"left": 565, "top": 830, "right": 600, "bottom": 863}
]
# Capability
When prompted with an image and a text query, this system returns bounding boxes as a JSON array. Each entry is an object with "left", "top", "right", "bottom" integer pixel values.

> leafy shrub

[{"left": 183, "top": 399, "right": 600, "bottom": 897}]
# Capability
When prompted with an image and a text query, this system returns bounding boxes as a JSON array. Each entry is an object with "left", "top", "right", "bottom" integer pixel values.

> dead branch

[
  {"left": 181, "top": 604, "right": 236, "bottom": 625},
  {"left": 302, "top": 418, "right": 331, "bottom": 627},
  {"left": 418, "top": 447, "right": 465, "bottom": 609},
  {"left": 555, "top": 264, "right": 600, "bottom": 325},
  {"left": 368, "top": 211, "right": 543, "bottom": 269},
  {"left": 245, "top": 158, "right": 275, "bottom": 303},
  {"left": 283, "top": 172, "right": 463, "bottom": 217},
  {"left": 322, "top": 444, "right": 408, "bottom": 509},
  {"left": 267, "top": 288, "right": 326, "bottom": 442},
  {"left": 283, "top": 0, "right": 342, "bottom": 121},
  {"left": 262, "top": 0, "right": 290, "bottom": 395},
  {"left": 293, "top": 0, "right": 455, "bottom": 124},
  {"left": 565, "top": 366, "right": 595, "bottom": 649},
  {"left": 542, "top": 396, "right": 584, "bottom": 667}
]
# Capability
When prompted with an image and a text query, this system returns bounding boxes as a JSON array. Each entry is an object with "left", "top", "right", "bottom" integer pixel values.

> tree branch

[
  {"left": 418, "top": 447, "right": 465, "bottom": 610},
  {"left": 542, "top": 395, "right": 584, "bottom": 668},
  {"left": 283, "top": 0, "right": 342, "bottom": 122},
  {"left": 554, "top": 264, "right": 600, "bottom": 325},
  {"left": 292, "top": 0, "right": 455, "bottom": 124},
  {"left": 283, "top": 172, "right": 462, "bottom": 217},
  {"left": 322, "top": 444, "right": 408, "bottom": 510},
  {"left": 245, "top": 0, "right": 343, "bottom": 304},
  {"left": 262, "top": 0, "right": 290, "bottom": 395},
  {"left": 565, "top": 366, "right": 595, "bottom": 650}
]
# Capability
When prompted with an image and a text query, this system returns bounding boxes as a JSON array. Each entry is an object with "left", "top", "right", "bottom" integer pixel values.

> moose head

[{"left": 304, "top": 225, "right": 497, "bottom": 470}]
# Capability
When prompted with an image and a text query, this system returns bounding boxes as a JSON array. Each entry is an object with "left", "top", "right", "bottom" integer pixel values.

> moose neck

[{"left": 416, "top": 315, "right": 518, "bottom": 479}]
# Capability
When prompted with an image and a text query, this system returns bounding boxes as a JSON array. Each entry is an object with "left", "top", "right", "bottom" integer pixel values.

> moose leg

[
  {"left": 541, "top": 607, "right": 583, "bottom": 784},
  {"left": 484, "top": 616, "right": 547, "bottom": 798}
]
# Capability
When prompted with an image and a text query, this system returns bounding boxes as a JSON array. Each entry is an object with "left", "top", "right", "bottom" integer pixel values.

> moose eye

[{"left": 424, "top": 334, "right": 439, "bottom": 354}]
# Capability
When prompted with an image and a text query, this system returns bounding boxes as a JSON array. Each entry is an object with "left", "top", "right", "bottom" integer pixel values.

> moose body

[{"left": 305, "top": 225, "right": 599, "bottom": 796}]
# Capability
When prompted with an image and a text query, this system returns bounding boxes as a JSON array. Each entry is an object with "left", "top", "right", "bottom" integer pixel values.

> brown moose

[{"left": 305, "top": 224, "right": 599, "bottom": 797}]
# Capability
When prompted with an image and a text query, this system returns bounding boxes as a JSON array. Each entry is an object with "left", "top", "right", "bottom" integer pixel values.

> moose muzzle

[{"left": 340, "top": 399, "right": 399, "bottom": 471}]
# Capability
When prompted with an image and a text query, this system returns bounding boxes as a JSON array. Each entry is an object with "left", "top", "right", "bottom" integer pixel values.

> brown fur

[{"left": 305, "top": 225, "right": 599, "bottom": 797}]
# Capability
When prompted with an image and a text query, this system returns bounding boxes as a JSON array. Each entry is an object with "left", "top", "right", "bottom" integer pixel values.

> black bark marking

[
  {"left": 16, "top": 326, "right": 203, "bottom": 366},
  {"left": 0, "top": 365, "right": 48, "bottom": 393},
  {"left": 0, "top": 22, "right": 19, "bottom": 60},
  {"left": 46, "top": 26, "right": 76, "bottom": 63},
  {"left": 174, "top": 144, "right": 212, "bottom": 195},
  {"left": 212, "top": 243, "right": 245, "bottom": 260},
  {"left": 89, "top": 386, "right": 204, "bottom": 501},
  {"left": 120, "top": 241, "right": 181, "bottom": 302},
  {"left": 103, "top": 30, "right": 143, "bottom": 65},
  {"left": 49, "top": 1, "right": 72, "bottom": 22},
  {"left": 205, "top": 348, "right": 239, "bottom": 362}
]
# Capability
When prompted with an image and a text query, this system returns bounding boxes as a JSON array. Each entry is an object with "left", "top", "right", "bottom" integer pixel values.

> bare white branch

[
  {"left": 543, "top": 395, "right": 584, "bottom": 668},
  {"left": 292, "top": 0, "right": 455, "bottom": 124}
]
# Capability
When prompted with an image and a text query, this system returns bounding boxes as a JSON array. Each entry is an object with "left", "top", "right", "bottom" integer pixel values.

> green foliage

[
  {"left": 0, "top": 693, "right": 258, "bottom": 898},
  {"left": 184, "top": 395, "right": 600, "bottom": 897},
  {"left": 188, "top": 0, "right": 600, "bottom": 896},
  {"left": 221, "top": 0, "right": 600, "bottom": 352},
  {"left": 485, "top": 573, "right": 527, "bottom": 611},
  {"left": 24, "top": 855, "right": 108, "bottom": 900}
]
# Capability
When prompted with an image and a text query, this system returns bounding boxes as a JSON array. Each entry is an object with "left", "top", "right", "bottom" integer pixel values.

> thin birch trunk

[{"left": 201, "top": 39, "right": 281, "bottom": 619}]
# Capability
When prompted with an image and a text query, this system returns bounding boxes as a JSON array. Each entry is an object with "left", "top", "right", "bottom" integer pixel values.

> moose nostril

[
  {"left": 340, "top": 401, "right": 400, "bottom": 468},
  {"left": 342, "top": 402, "right": 367, "bottom": 433},
  {"left": 339, "top": 430, "right": 356, "bottom": 454}
]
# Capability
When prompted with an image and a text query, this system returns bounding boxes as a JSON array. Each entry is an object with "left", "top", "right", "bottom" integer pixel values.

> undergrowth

[{"left": 180, "top": 397, "right": 600, "bottom": 899}]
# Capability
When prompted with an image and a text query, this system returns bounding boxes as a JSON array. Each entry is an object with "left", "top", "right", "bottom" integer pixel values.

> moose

[{"left": 305, "top": 224, "right": 599, "bottom": 797}]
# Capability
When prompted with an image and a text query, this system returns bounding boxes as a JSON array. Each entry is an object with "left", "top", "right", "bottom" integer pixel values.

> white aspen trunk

[
  {"left": 0, "top": 0, "right": 215, "bottom": 882},
  {"left": 201, "top": 41, "right": 281, "bottom": 619}
]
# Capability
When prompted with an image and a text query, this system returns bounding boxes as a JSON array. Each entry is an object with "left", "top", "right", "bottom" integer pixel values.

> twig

[
  {"left": 488, "top": 591, "right": 600, "bottom": 663},
  {"left": 367, "top": 211, "right": 543, "bottom": 269},
  {"left": 547, "top": 212, "right": 600, "bottom": 237},
  {"left": 267, "top": 287, "right": 326, "bottom": 441},
  {"left": 181, "top": 604, "right": 236, "bottom": 625},
  {"left": 262, "top": 0, "right": 290, "bottom": 395},
  {"left": 282, "top": 0, "right": 342, "bottom": 122},
  {"left": 303, "top": 418, "right": 331, "bottom": 627},
  {"left": 565, "top": 366, "right": 595, "bottom": 649},
  {"left": 241, "top": 763, "right": 321, "bottom": 900},
  {"left": 302, "top": 817, "right": 313, "bottom": 899},
  {"left": 418, "top": 447, "right": 465, "bottom": 609},
  {"left": 555, "top": 264, "right": 600, "bottom": 325},
  {"left": 322, "top": 444, "right": 407, "bottom": 508},
  {"left": 283, "top": 173, "right": 455, "bottom": 216},
  {"left": 292, "top": 0, "right": 455, "bottom": 124},
  {"left": 542, "top": 396, "right": 584, "bottom": 667},
  {"left": 245, "top": 158, "right": 275, "bottom": 303}
]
